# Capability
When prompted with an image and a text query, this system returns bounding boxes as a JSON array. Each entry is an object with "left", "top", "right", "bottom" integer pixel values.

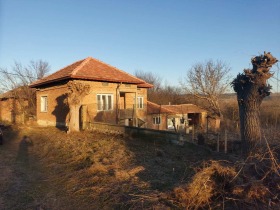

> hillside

[
  {"left": 0, "top": 126, "right": 212, "bottom": 209},
  {"left": 1, "top": 126, "right": 279, "bottom": 209}
]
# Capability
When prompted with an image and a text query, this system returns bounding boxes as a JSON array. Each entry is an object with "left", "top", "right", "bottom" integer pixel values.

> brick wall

[
  {"left": 36, "top": 80, "right": 149, "bottom": 127},
  {"left": 0, "top": 98, "right": 25, "bottom": 124},
  {"left": 36, "top": 84, "right": 69, "bottom": 126},
  {"left": 146, "top": 113, "right": 169, "bottom": 130}
]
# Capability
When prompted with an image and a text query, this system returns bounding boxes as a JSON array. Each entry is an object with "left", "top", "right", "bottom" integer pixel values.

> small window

[
  {"left": 102, "top": 82, "right": 109, "bottom": 86},
  {"left": 125, "top": 84, "right": 131, "bottom": 87},
  {"left": 153, "top": 116, "right": 161, "bottom": 125},
  {"left": 40, "top": 96, "right": 48, "bottom": 112},
  {"left": 97, "top": 94, "right": 113, "bottom": 111},
  {"left": 137, "top": 96, "right": 144, "bottom": 109}
]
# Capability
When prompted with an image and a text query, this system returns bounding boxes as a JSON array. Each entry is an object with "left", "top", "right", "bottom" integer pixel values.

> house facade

[
  {"left": 30, "top": 57, "right": 153, "bottom": 130},
  {"left": 146, "top": 101, "right": 175, "bottom": 130},
  {"left": 0, "top": 88, "right": 28, "bottom": 124},
  {"left": 146, "top": 102, "right": 220, "bottom": 133}
]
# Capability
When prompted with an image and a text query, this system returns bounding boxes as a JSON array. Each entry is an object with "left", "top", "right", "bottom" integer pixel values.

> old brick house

[
  {"left": 162, "top": 104, "right": 220, "bottom": 132},
  {"left": 30, "top": 57, "right": 153, "bottom": 130},
  {"left": 146, "top": 102, "right": 220, "bottom": 132},
  {"left": 0, "top": 88, "right": 28, "bottom": 124},
  {"left": 146, "top": 101, "right": 175, "bottom": 130}
]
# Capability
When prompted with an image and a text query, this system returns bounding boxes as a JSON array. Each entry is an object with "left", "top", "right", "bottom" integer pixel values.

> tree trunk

[
  {"left": 232, "top": 52, "right": 278, "bottom": 156},
  {"left": 237, "top": 84, "right": 262, "bottom": 154},
  {"left": 66, "top": 81, "right": 90, "bottom": 133},
  {"left": 68, "top": 104, "right": 80, "bottom": 132}
]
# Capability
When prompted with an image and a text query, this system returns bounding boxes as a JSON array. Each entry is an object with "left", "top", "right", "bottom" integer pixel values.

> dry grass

[
  {"left": 173, "top": 144, "right": 280, "bottom": 210},
  {"left": 0, "top": 125, "right": 212, "bottom": 209},
  {"left": 1, "top": 125, "right": 279, "bottom": 209},
  {"left": 174, "top": 160, "right": 237, "bottom": 209}
]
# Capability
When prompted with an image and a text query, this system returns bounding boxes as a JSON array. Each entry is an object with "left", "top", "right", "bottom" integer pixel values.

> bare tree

[
  {"left": 135, "top": 70, "right": 184, "bottom": 105},
  {"left": 232, "top": 52, "right": 278, "bottom": 155},
  {"left": 135, "top": 70, "right": 162, "bottom": 92},
  {"left": 0, "top": 60, "right": 50, "bottom": 116},
  {"left": 275, "top": 63, "right": 279, "bottom": 93},
  {"left": 134, "top": 70, "right": 163, "bottom": 102},
  {"left": 181, "top": 60, "right": 231, "bottom": 117},
  {"left": 157, "top": 84, "right": 183, "bottom": 105}
]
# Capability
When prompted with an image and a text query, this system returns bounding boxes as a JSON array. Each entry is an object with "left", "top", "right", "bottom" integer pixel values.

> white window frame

[
  {"left": 153, "top": 116, "right": 161, "bottom": 125},
  {"left": 40, "top": 96, "right": 48, "bottom": 112},
  {"left": 97, "top": 94, "right": 113, "bottom": 111},
  {"left": 137, "top": 96, "right": 144, "bottom": 109}
]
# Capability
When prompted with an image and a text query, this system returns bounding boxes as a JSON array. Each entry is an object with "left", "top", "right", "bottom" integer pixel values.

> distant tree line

[{"left": 135, "top": 59, "right": 231, "bottom": 118}]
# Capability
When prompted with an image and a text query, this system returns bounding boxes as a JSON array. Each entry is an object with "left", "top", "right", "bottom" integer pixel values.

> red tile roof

[
  {"left": 147, "top": 101, "right": 175, "bottom": 114},
  {"left": 30, "top": 57, "right": 153, "bottom": 88},
  {"left": 162, "top": 104, "right": 206, "bottom": 114}
]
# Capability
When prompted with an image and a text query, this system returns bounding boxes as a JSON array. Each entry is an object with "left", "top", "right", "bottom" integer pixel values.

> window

[
  {"left": 40, "top": 96, "right": 48, "bottom": 112},
  {"left": 153, "top": 116, "right": 161, "bottom": 124},
  {"left": 97, "top": 94, "right": 113, "bottom": 111},
  {"left": 137, "top": 96, "right": 144, "bottom": 109}
]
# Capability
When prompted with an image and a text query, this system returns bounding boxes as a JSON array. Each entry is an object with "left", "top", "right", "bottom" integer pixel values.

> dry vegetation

[
  {"left": 220, "top": 93, "right": 280, "bottom": 143},
  {"left": 0, "top": 126, "right": 212, "bottom": 209},
  {"left": 0, "top": 124, "right": 279, "bottom": 209}
]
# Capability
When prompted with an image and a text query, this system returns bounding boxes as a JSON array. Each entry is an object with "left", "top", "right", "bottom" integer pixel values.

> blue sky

[{"left": 0, "top": 0, "right": 280, "bottom": 91}]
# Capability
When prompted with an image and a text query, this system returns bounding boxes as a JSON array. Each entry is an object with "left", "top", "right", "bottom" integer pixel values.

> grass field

[
  {"left": 0, "top": 125, "right": 279, "bottom": 210},
  {"left": 0, "top": 126, "right": 213, "bottom": 209}
]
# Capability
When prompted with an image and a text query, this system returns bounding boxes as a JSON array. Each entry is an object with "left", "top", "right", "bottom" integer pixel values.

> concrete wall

[{"left": 91, "top": 122, "right": 180, "bottom": 142}]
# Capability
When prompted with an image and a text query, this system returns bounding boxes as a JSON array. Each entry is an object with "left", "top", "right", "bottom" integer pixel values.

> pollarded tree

[
  {"left": 232, "top": 52, "right": 278, "bottom": 155},
  {"left": 181, "top": 60, "right": 231, "bottom": 117},
  {"left": 67, "top": 81, "right": 90, "bottom": 132}
]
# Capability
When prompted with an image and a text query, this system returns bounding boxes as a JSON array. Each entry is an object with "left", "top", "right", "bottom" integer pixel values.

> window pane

[
  {"left": 140, "top": 97, "right": 143, "bottom": 108},
  {"left": 137, "top": 97, "right": 143, "bottom": 109},
  {"left": 41, "top": 96, "right": 47, "bottom": 112},
  {"left": 153, "top": 116, "right": 161, "bottom": 124},
  {"left": 102, "top": 95, "right": 107, "bottom": 110},
  {"left": 97, "top": 94, "right": 113, "bottom": 111},
  {"left": 108, "top": 95, "right": 112, "bottom": 110}
]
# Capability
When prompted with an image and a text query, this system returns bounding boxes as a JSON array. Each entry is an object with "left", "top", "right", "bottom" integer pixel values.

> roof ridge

[
  {"left": 89, "top": 57, "right": 147, "bottom": 84},
  {"left": 30, "top": 56, "right": 154, "bottom": 88},
  {"left": 72, "top": 57, "right": 92, "bottom": 76},
  {"left": 147, "top": 101, "right": 175, "bottom": 113},
  {"left": 162, "top": 103, "right": 207, "bottom": 113},
  {"left": 33, "top": 58, "right": 87, "bottom": 83}
]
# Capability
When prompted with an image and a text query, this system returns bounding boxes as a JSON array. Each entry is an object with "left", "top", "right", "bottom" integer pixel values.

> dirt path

[{"left": 0, "top": 127, "right": 48, "bottom": 210}]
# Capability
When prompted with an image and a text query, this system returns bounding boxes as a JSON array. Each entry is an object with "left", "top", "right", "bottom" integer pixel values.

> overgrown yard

[
  {"left": 0, "top": 126, "right": 279, "bottom": 210},
  {"left": 0, "top": 126, "right": 212, "bottom": 209}
]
